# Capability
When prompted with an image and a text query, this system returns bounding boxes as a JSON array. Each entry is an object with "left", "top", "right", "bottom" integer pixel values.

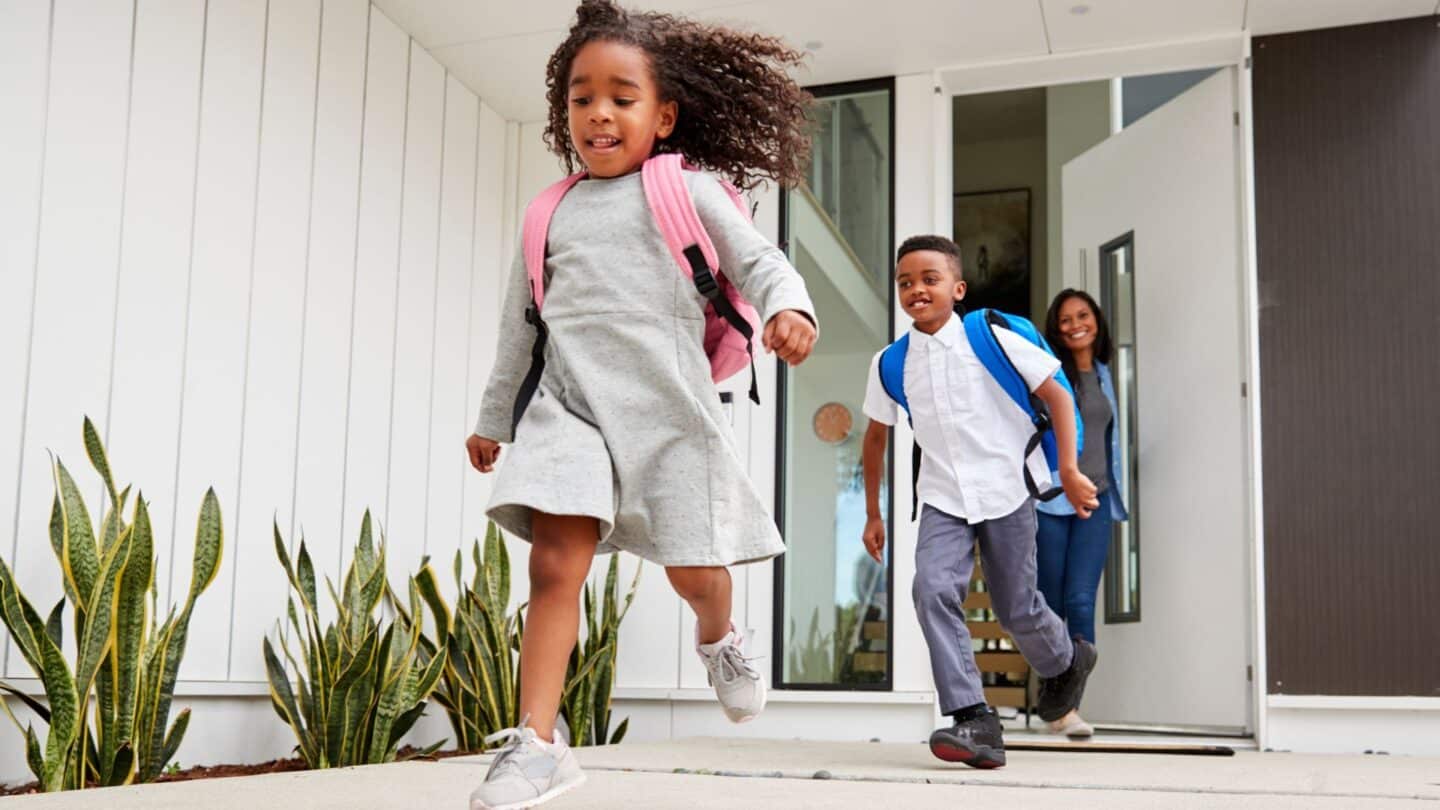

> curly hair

[{"left": 543, "top": 0, "right": 813, "bottom": 190}]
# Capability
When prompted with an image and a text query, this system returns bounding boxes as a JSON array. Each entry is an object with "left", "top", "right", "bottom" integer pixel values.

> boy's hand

[
  {"left": 1060, "top": 467, "right": 1099, "bottom": 519},
  {"left": 762, "top": 310, "right": 817, "bottom": 366},
  {"left": 862, "top": 517, "right": 886, "bottom": 563},
  {"left": 466, "top": 434, "right": 502, "bottom": 473}
]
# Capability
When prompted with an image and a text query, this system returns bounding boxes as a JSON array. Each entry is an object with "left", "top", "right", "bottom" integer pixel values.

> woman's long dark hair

[{"left": 1044, "top": 288, "right": 1114, "bottom": 402}]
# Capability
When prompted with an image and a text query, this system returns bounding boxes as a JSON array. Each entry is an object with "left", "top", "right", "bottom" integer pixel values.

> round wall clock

[{"left": 812, "top": 402, "right": 853, "bottom": 444}]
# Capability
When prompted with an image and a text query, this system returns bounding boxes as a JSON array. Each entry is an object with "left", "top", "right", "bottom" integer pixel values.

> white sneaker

[
  {"left": 696, "top": 624, "right": 766, "bottom": 723},
  {"left": 1047, "top": 710, "right": 1094, "bottom": 739},
  {"left": 469, "top": 723, "right": 586, "bottom": 810}
]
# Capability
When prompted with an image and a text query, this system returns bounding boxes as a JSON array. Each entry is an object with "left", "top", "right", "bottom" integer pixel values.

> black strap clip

[{"left": 687, "top": 246, "right": 720, "bottom": 299}]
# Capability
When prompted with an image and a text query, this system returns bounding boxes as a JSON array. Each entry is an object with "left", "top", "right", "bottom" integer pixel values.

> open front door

[{"left": 1061, "top": 69, "right": 1251, "bottom": 732}]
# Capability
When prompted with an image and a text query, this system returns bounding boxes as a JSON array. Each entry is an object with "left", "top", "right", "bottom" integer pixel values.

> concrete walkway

[{"left": 4, "top": 738, "right": 1437, "bottom": 809}]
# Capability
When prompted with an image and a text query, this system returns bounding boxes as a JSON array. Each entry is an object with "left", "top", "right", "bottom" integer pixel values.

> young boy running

[{"left": 860, "top": 235, "right": 1100, "bottom": 768}]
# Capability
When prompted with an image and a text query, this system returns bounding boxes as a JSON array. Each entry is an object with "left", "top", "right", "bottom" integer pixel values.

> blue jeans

[{"left": 1035, "top": 489, "right": 1114, "bottom": 644}]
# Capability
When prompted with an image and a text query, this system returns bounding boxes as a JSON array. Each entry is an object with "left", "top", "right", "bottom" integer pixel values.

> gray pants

[{"left": 914, "top": 502, "right": 1074, "bottom": 714}]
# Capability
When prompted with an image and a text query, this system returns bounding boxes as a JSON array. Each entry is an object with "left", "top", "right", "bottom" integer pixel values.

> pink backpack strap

[
  {"left": 642, "top": 154, "right": 763, "bottom": 404},
  {"left": 521, "top": 171, "right": 586, "bottom": 310},
  {"left": 641, "top": 153, "right": 750, "bottom": 277}
]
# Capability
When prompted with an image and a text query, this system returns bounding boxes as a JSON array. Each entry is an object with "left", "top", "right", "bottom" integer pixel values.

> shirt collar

[{"left": 910, "top": 313, "right": 961, "bottom": 348}]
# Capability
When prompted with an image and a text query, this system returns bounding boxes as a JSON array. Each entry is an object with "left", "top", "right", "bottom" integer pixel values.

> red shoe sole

[{"left": 930, "top": 741, "right": 1006, "bottom": 769}]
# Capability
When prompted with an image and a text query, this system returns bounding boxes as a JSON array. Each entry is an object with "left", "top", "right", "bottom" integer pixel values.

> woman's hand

[
  {"left": 762, "top": 310, "right": 817, "bottom": 366},
  {"left": 466, "top": 434, "right": 502, "bottom": 473}
]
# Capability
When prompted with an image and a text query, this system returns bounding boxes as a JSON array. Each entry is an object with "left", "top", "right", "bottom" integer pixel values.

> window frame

[
  {"left": 771, "top": 76, "right": 897, "bottom": 691},
  {"left": 1100, "top": 230, "right": 1142, "bottom": 625}
]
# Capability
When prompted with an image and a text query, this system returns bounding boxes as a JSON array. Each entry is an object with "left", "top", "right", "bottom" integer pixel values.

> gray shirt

[
  {"left": 475, "top": 170, "right": 815, "bottom": 442},
  {"left": 470, "top": 170, "right": 815, "bottom": 566},
  {"left": 1076, "top": 368, "right": 1111, "bottom": 493}
]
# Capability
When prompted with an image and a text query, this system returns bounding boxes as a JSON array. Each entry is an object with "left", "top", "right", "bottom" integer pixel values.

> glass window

[
  {"left": 1101, "top": 233, "right": 1140, "bottom": 623},
  {"left": 775, "top": 80, "right": 894, "bottom": 689}
]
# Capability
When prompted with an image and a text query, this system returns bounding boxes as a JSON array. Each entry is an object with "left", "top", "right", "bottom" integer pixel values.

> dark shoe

[
  {"left": 928, "top": 708, "right": 1006, "bottom": 769},
  {"left": 1037, "top": 637, "right": 1098, "bottom": 722}
]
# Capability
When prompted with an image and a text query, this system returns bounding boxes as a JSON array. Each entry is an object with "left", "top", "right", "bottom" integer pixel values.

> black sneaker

[
  {"left": 1037, "top": 637, "right": 1098, "bottom": 723},
  {"left": 928, "top": 708, "right": 1006, "bottom": 769}
]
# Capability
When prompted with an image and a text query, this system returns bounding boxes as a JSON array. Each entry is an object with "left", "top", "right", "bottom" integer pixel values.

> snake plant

[
  {"left": 560, "top": 552, "right": 639, "bottom": 747},
  {"left": 0, "top": 417, "right": 223, "bottom": 790},
  {"left": 263, "top": 512, "right": 448, "bottom": 768},
  {"left": 404, "top": 521, "right": 522, "bottom": 752},
  {"left": 409, "top": 521, "right": 638, "bottom": 752}
]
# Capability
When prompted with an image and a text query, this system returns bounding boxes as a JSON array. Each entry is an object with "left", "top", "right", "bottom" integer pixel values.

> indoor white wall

[
  {"left": 1044, "top": 80, "right": 1112, "bottom": 308},
  {"left": 953, "top": 134, "right": 1050, "bottom": 322},
  {"left": 0, "top": 0, "right": 509, "bottom": 780}
]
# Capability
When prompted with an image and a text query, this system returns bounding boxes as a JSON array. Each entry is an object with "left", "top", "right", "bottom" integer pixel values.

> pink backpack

[{"left": 510, "top": 154, "right": 761, "bottom": 435}]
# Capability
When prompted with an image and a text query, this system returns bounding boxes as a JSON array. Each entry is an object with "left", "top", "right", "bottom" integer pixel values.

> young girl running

[{"left": 465, "top": 2, "right": 816, "bottom": 807}]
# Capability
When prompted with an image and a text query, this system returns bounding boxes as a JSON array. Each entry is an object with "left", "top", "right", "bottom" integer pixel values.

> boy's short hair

[{"left": 896, "top": 235, "right": 963, "bottom": 280}]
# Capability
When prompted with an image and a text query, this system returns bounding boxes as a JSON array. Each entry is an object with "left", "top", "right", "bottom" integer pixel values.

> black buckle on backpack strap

[
  {"left": 512, "top": 304, "right": 549, "bottom": 437},
  {"left": 685, "top": 246, "right": 720, "bottom": 299}
]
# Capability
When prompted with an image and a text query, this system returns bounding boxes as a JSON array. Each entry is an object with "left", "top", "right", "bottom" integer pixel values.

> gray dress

[{"left": 473, "top": 171, "right": 815, "bottom": 567}]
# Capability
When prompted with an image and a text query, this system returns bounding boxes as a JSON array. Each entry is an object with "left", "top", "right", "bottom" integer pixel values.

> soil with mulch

[{"left": 0, "top": 747, "right": 481, "bottom": 796}]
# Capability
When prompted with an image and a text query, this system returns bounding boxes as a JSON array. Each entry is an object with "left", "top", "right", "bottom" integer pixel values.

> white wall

[
  {"left": 1266, "top": 699, "right": 1440, "bottom": 757},
  {"left": 1045, "top": 81, "right": 1112, "bottom": 307},
  {"left": 953, "top": 134, "right": 1049, "bottom": 322},
  {"left": 0, "top": 0, "right": 509, "bottom": 780}
]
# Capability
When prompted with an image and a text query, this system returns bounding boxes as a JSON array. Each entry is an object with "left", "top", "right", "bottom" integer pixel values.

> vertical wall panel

[
  {"left": 458, "top": 106, "right": 507, "bottom": 546},
  {"left": 1254, "top": 17, "right": 1440, "bottom": 696},
  {"left": 106, "top": 0, "right": 205, "bottom": 642},
  {"left": 7, "top": 0, "right": 134, "bottom": 677},
  {"left": 383, "top": 48, "right": 445, "bottom": 587},
  {"left": 423, "top": 76, "right": 479, "bottom": 571},
  {"left": 171, "top": 0, "right": 267, "bottom": 680},
  {"left": 617, "top": 556, "right": 682, "bottom": 689},
  {"left": 457, "top": 102, "right": 510, "bottom": 605},
  {"left": 0, "top": 0, "right": 53, "bottom": 675},
  {"left": 228, "top": 0, "right": 321, "bottom": 681},
  {"left": 339, "top": 14, "right": 408, "bottom": 548},
  {"left": 1, "top": 0, "right": 517, "bottom": 686},
  {"left": 292, "top": 0, "right": 369, "bottom": 598}
]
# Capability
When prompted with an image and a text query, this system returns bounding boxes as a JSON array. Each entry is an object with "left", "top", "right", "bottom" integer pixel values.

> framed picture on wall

[{"left": 953, "top": 188, "right": 1032, "bottom": 316}]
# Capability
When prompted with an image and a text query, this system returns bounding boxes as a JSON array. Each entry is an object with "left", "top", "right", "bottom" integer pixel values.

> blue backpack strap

[
  {"left": 877, "top": 334, "right": 910, "bottom": 417},
  {"left": 877, "top": 335, "right": 923, "bottom": 520},
  {"left": 963, "top": 309, "right": 1080, "bottom": 502}
]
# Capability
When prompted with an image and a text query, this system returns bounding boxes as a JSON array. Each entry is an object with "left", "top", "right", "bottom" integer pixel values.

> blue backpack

[{"left": 878, "top": 308, "right": 1082, "bottom": 518}]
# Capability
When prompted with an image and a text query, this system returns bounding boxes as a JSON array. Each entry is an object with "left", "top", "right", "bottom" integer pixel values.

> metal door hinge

[
  {"left": 1241, "top": 381, "right": 1248, "bottom": 398},
  {"left": 1246, "top": 665, "right": 1254, "bottom": 682}
]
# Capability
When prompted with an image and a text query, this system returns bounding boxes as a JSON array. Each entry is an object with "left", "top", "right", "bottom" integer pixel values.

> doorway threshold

[{"left": 1000, "top": 717, "right": 1257, "bottom": 753}]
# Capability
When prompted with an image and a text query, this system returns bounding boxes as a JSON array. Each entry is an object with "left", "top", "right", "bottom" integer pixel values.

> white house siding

[
  {"left": 0, "top": 4, "right": 952, "bottom": 770},
  {"left": 0, "top": 0, "right": 511, "bottom": 779}
]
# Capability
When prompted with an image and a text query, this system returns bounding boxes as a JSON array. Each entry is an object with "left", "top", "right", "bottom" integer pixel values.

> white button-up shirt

[{"left": 863, "top": 315, "right": 1060, "bottom": 522}]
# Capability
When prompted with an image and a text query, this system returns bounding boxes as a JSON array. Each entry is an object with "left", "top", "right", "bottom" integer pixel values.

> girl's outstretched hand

[
  {"left": 762, "top": 310, "right": 817, "bottom": 366},
  {"left": 466, "top": 434, "right": 501, "bottom": 473}
]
